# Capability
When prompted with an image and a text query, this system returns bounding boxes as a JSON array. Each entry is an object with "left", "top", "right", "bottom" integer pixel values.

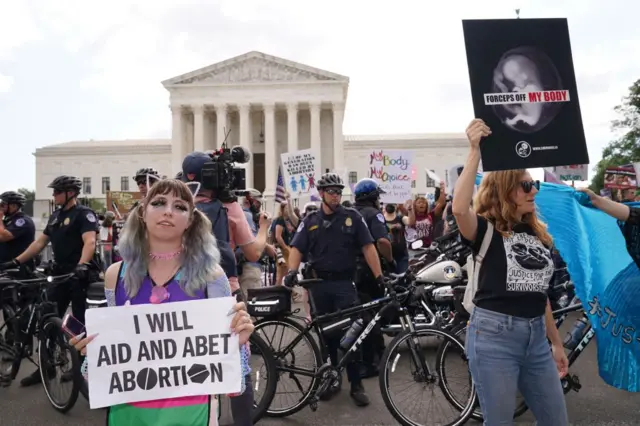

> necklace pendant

[{"left": 150, "top": 286, "right": 170, "bottom": 304}]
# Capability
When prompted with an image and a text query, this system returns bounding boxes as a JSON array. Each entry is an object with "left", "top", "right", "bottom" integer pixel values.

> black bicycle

[
  {"left": 251, "top": 274, "right": 476, "bottom": 426},
  {"left": 0, "top": 269, "right": 81, "bottom": 413},
  {"left": 436, "top": 281, "right": 587, "bottom": 422}
]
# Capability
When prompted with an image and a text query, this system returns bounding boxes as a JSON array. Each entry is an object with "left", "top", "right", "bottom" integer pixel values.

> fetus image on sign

[{"left": 492, "top": 47, "right": 564, "bottom": 133}]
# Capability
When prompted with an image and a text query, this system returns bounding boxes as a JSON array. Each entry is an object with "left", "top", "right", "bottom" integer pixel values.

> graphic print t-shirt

[{"left": 463, "top": 215, "right": 554, "bottom": 318}]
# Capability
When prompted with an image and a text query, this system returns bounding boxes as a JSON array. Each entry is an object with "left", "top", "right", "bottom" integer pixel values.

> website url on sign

[
  {"left": 483, "top": 90, "right": 570, "bottom": 105},
  {"left": 533, "top": 145, "right": 558, "bottom": 151}
]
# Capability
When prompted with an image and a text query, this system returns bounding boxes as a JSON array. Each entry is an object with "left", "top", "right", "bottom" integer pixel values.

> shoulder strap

[{"left": 476, "top": 222, "right": 494, "bottom": 263}]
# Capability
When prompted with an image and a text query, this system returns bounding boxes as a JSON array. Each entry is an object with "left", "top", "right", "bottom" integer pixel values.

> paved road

[{"left": 2, "top": 316, "right": 639, "bottom": 425}]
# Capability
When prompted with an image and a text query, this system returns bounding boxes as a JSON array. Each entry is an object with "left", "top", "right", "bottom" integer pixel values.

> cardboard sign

[
  {"left": 106, "top": 191, "right": 143, "bottom": 219},
  {"left": 368, "top": 149, "right": 413, "bottom": 203},
  {"left": 462, "top": 18, "right": 589, "bottom": 171},
  {"left": 85, "top": 297, "right": 241, "bottom": 409},
  {"left": 280, "top": 149, "right": 320, "bottom": 199},
  {"left": 604, "top": 166, "right": 637, "bottom": 189},
  {"left": 553, "top": 164, "right": 588, "bottom": 181}
]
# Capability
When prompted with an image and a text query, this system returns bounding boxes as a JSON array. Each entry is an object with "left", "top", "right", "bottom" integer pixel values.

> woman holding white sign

[{"left": 71, "top": 179, "right": 254, "bottom": 426}]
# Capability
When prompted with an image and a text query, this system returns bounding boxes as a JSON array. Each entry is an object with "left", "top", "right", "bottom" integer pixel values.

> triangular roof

[{"left": 162, "top": 51, "right": 349, "bottom": 86}]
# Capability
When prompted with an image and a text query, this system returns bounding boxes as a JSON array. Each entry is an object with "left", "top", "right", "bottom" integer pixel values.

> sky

[{"left": 0, "top": 0, "right": 638, "bottom": 193}]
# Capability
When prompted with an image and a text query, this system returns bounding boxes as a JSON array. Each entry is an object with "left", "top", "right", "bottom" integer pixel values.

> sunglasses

[
  {"left": 520, "top": 180, "right": 540, "bottom": 193},
  {"left": 324, "top": 188, "right": 343, "bottom": 195}
]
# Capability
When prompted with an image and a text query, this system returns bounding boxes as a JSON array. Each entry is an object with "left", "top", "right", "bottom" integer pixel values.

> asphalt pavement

[{"left": 2, "top": 318, "right": 640, "bottom": 426}]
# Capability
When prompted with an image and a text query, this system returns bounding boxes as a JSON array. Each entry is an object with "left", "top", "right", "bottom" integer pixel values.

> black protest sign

[
  {"left": 462, "top": 18, "right": 589, "bottom": 171},
  {"left": 85, "top": 298, "right": 242, "bottom": 409}
]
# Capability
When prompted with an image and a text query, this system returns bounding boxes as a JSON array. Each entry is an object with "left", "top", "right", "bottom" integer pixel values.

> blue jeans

[{"left": 466, "top": 307, "right": 568, "bottom": 426}]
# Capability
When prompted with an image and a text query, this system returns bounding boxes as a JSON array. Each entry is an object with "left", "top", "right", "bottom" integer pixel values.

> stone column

[
  {"left": 332, "top": 102, "right": 349, "bottom": 195},
  {"left": 286, "top": 103, "right": 298, "bottom": 153},
  {"left": 264, "top": 103, "right": 277, "bottom": 197},
  {"left": 192, "top": 104, "right": 205, "bottom": 152},
  {"left": 170, "top": 105, "right": 184, "bottom": 175},
  {"left": 215, "top": 104, "right": 228, "bottom": 148},
  {"left": 238, "top": 104, "right": 254, "bottom": 189},
  {"left": 309, "top": 102, "right": 322, "bottom": 170}
]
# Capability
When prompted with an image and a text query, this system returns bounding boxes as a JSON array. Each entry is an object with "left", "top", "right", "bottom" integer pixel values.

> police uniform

[
  {"left": 290, "top": 205, "right": 374, "bottom": 387},
  {"left": 353, "top": 179, "right": 391, "bottom": 377},
  {"left": 0, "top": 212, "right": 35, "bottom": 268},
  {"left": 44, "top": 203, "right": 99, "bottom": 325}
]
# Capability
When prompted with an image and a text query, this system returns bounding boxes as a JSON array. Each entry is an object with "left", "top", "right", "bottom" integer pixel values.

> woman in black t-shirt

[{"left": 452, "top": 119, "right": 569, "bottom": 426}]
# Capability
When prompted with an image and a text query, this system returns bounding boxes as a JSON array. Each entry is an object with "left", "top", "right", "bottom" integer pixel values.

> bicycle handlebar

[
  {"left": 549, "top": 281, "right": 575, "bottom": 293},
  {"left": 3, "top": 272, "right": 76, "bottom": 287}
]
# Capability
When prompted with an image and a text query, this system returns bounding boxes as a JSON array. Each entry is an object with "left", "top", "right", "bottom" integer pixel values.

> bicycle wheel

[
  {"left": 254, "top": 317, "right": 323, "bottom": 417},
  {"left": 0, "top": 304, "right": 19, "bottom": 384},
  {"left": 436, "top": 322, "right": 529, "bottom": 422},
  {"left": 379, "top": 327, "right": 476, "bottom": 426},
  {"left": 249, "top": 333, "right": 278, "bottom": 423},
  {"left": 38, "top": 316, "right": 80, "bottom": 413}
]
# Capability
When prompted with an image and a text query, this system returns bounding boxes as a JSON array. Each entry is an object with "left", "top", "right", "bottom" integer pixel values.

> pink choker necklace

[{"left": 149, "top": 248, "right": 182, "bottom": 260}]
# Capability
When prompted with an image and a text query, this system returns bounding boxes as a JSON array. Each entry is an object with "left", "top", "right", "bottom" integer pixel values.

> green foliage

[
  {"left": 590, "top": 79, "right": 640, "bottom": 193},
  {"left": 16, "top": 188, "right": 35, "bottom": 201}
]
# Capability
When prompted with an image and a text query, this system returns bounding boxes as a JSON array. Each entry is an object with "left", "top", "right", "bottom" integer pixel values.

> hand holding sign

[
  {"left": 465, "top": 119, "right": 492, "bottom": 149},
  {"left": 229, "top": 302, "right": 254, "bottom": 345},
  {"left": 84, "top": 297, "right": 242, "bottom": 409}
]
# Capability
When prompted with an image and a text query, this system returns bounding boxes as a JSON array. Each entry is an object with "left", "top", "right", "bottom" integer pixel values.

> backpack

[
  {"left": 195, "top": 200, "right": 238, "bottom": 278},
  {"left": 462, "top": 221, "right": 494, "bottom": 313}
]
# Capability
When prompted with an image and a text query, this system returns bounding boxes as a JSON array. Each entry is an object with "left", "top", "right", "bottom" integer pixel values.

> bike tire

[
  {"left": 254, "top": 317, "right": 323, "bottom": 417},
  {"left": 0, "top": 304, "right": 21, "bottom": 381},
  {"left": 379, "top": 327, "right": 476, "bottom": 426},
  {"left": 38, "top": 316, "right": 81, "bottom": 413},
  {"left": 249, "top": 333, "right": 278, "bottom": 423}
]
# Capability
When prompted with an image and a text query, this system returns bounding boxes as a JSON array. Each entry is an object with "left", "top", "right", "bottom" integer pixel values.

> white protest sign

[
  {"left": 553, "top": 164, "right": 588, "bottom": 181},
  {"left": 368, "top": 149, "right": 413, "bottom": 203},
  {"left": 280, "top": 149, "right": 320, "bottom": 199},
  {"left": 85, "top": 297, "right": 241, "bottom": 409}
]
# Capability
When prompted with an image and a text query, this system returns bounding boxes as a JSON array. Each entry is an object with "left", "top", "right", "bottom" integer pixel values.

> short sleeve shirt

[
  {"left": 463, "top": 215, "right": 554, "bottom": 318},
  {"left": 44, "top": 205, "right": 99, "bottom": 270},
  {"left": 0, "top": 212, "right": 35, "bottom": 263}
]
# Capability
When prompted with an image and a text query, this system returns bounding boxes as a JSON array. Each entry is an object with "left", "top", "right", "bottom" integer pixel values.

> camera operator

[{"left": 182, "top": 151, "right": 269, "bottom": 426}]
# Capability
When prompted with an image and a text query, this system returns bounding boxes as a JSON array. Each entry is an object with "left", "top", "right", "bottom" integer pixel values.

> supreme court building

[{"left": 33, "top": 51, "right": 468, "bottom": 223}]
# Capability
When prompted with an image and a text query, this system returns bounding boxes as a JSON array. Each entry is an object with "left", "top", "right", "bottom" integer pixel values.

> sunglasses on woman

[{"left": 520, "top": 180, "right": 540, "bottom": 193}]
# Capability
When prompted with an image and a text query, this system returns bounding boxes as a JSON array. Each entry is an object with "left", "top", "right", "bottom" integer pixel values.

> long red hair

[{"left": 474, "top": 169, "right": 552, "bottom": 246}]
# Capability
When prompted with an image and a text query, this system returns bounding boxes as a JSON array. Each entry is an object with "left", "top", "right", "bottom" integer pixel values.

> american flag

[{"left": 275, "top": 166, "right": 286, "bottom": 203}]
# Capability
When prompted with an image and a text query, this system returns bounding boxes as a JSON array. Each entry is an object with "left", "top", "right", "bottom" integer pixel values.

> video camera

[{"left": 200, "top": 144, "right": 250, "bottom": 199}]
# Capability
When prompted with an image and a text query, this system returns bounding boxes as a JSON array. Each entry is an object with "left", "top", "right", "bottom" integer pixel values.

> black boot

[
  {"left": 350, "top": 382, "right": 370, "bottom": 407},
  {"left": 20, "top": 369, "right": 41, "bottom": 387}
]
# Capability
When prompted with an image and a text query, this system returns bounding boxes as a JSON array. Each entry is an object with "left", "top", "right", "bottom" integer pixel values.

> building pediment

[{"left": 162, "top": 51, "right": 349, "bottom": 86}]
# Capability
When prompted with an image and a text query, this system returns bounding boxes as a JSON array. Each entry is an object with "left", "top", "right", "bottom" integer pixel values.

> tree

[
  {"left": 590, "top": 79, "right": 640, "bottom": 193},
  {"left": 17, "top": 188, "right": 35, "bottom": 201}
]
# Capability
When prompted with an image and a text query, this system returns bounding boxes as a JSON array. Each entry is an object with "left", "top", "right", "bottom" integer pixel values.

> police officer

[
  {"left": 0, "top": 191, "right": 35, "bottom": 273},
  {"left": 134, "top": 167, "right": 160, "bottom": 197},
  {"left": 284, "top": 172, "right": 385, "bottom": 407},
  {"left": 353, "top": 178, "right": 394, "bottom": 378},
  {"left": 1, "top": 176, "right": 99, "bottom": 387}
]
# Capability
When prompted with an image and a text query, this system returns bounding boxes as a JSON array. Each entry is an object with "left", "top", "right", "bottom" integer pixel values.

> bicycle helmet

[
  {"left": 48, "top": 175, "right": 82, "bottom": 193},
  {"left": 354, "top": 178, "right": 385, "bottom": 201},
  {"left": 316, "top": 173, "right": 344, "bottom": 189},
  {"left": 0, "top": 191, "right": 26, "bottom": 206},
  {"left": 134, "top": 167, "right": 159, "bottom": 182}
]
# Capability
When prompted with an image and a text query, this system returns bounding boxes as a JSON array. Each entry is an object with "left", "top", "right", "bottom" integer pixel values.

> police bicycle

[
  {"left": 248, "top": 273, "right": 476, "bottom": 426},
  {"left": 435, "top": 281, "right": 589, "bottom": 422},
  {"left": 0, "top": 268, "right": 81, "bottom": 413}
]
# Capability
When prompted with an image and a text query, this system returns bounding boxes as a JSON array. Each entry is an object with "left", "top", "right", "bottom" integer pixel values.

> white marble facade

[
  {"left": 162, "top": 51, "right": 348, "bottom": 200},
  {"left": 33, "top": 51, "right": 472, "bottom": 222}
]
